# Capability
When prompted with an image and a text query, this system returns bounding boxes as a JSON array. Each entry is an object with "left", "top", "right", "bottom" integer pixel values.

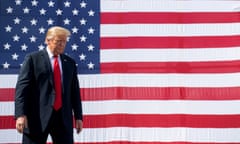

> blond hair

[{"left": 45, "top": 26, "right": 71, "bottom": 43}]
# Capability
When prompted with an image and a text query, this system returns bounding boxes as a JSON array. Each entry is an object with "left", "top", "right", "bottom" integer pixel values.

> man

[{"left": 15, "top": 26, "right": 83, "bottom": 144}]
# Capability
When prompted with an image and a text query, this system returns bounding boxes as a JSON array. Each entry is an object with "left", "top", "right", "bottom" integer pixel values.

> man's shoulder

[
  {"left": 26, "top": 50, "right": 46, "bottom": 58},
  {"left": 61, "top": 54, "right": 76, "bottom": 63}
]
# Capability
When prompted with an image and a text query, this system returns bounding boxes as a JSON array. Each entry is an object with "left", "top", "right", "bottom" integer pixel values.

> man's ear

[{"left": 45, "top": 39, "right": 50, "bottom": 45}]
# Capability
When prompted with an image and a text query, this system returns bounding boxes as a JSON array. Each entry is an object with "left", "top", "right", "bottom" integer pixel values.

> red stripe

[
  {"left": 101, "top": 61, "right": 240, "bottom": 73},
  {"left": 0, "top": 116, "right": 15, "bottom": 129},
  {"left": 1, "top": 87, "right": 240, "bottom": 101},
  {"left": 2, "top": 114, "right": 240, "bottom": 129},
  {"left": 81, "top": 87, "right": 240, "bottom": 101},
  {"left": 0, "top": 88, "right": 15, "bottom": 101},
  {"left": 101, "top": 36, "right": 240, "bottom": 49},
  {"left": 84, "top": 114, "right": 240, "bottom": 128},
  {"left": 74, "top": 143, "right": 239, "bottom": 144},
  {"left": 101, "top": 12, "right": 240, "bottom": 24}
]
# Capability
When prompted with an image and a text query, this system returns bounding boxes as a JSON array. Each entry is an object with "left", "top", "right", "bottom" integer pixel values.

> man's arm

[
  {"left": 71, "top": 61, "right": 83, "bottom": 121},
  {"left": 15, "top": 54, "right": 33, "bottom": 119}
]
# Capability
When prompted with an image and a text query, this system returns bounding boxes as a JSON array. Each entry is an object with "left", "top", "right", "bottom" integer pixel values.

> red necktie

[{"left": 53, "top": 56, "right": 62, "bottom": 110}]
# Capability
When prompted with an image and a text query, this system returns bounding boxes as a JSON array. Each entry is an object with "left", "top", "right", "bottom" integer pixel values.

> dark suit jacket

[{"left": 15, "top": 49, "right": 83, "bottom": 135}]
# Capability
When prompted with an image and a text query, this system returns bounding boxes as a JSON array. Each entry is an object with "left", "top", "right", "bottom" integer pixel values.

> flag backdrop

[{"left": 1, "top": 0, "right": 240, "bottom": 143}]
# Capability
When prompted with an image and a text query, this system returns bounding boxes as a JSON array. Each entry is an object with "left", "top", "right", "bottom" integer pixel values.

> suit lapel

[
  {"left": 42, "top": 49, "right": 54, "bottom": 87},
  {"left": 60, "top": 54, "right": 67, "bottom": 95}
]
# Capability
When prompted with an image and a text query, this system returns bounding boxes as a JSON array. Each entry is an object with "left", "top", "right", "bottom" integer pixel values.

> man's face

[{"left": 48, "top": 35, "right": 67, "bottom": 55}]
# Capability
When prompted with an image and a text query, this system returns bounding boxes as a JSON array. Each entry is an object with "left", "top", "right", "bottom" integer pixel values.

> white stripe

[
  {"left": 1, "top": 73, "right": 240, "bottom": 88},
  {"left": 79, "top": 73, "right": 240, "bottom": 88},
  {"left": 2, "top": 100, "right": 240, "bottom": 115},
  {"left": 79, "top": 127, "right": 240, "bottom": 143},
  {"left": 0, "top": 102, "right": 14, "bottom": 116},
  {"left": 101, "top": 23, "right": 240, "bottom": 37},
  {"left": 2, "top": 128, "right": 240, "bottom": 143},
  {"left": 0, "top": 75, "right": 18, "bottom": 88},
  {"left": 83, "top": 100, "right": 240, "bottom": 115},
  {"left": 101, "top": 0, "right": 240, "bottom": 12},
  {"left": 100, "top": 48, "right": 240, "bottom": 62}
]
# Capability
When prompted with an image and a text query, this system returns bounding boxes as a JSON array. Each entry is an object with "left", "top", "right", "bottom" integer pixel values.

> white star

[
  {"left": 39, "top": 8, "right": 47, "bottom": 15},
  {"left": 80, "top": 35, "right": 87, "bottom": 42},
  {"left": 87, "top": 44, "right": 94, "bottom": 51},
  {"left": 56, "top": 9, "right": 63, "bottom": 15},
  {"left": 3, "top": 62, "right": 10, "bottom": 69},
  {"left": 88, "top": 27, "right": 95, "bottom": 34},
  {"left": 23, "top": 7, "right": 30, "bottom": 14},
  {"left": 15, "top": 0, "right": 22, "bottom": 5},
  {"left": 48, "top": 1, "right": 55, "bottom": 7},
  {"left": 12, "top": 53, "right": 19, "bottom": 60},
  {"left": 79, "top": 53, "right": 86, "bottom": 61},
  {"left": 38, "top": 44, "right": 45, "bottom": 50},
  {"left": 21, "top": 44, "right": 28, "bottom": 51},
  {"left": 4, "top": 43, "right": 11, "bottom": 50},
  {"left": 79, "top": 18, "right": 87, "bottom": 25},
  {"left": 39, "top": 27, "right": 46, "bottom": 34},
  {"left": 47, "top": 18, "right": 54, "bottom": 25},
  {"left": 80, "top": 1, "right": 87, "bottom": 8},
  {"left": 87, "top": 62, "right": 94, "bottom": 69},
  {"left": 5, "top": 25, "right": 12, "bottom": 32},
  {"left": 72, "top": 9, "right": 79, "bottom": 16},
  {"left": 6, "top": 7, "right": 13, "bottom": 13},
  {"left": 71, "top": 27, "right": 78, "bottom": 34},
  {"left": 31, "top": 0, "right": 38, "bottom": 6},
  {"left": 71, "top": 44, "right": 78, "bottom": 51},
  {"left": 63, "top": 18, "right": 70, "bottom": 25},
  {"left": 88, "top": 10, "right": 95, "bottom": 16},
  {"left": 22, "top": 27, "right": 28, "bottom": 33},
  {"left": 64, "top": 1, "right": 71, "bottom": 7},
  {"left": 14, "top": 17, "right": 21, "bottom": 24},
  {"left": 29, "top": 35, "right": 37, "bottom": 42},
  {"left": 30, "top": 19, "right": 37, "bottom": 25},
  {"left": 13, "top": 35, "right": 20, "bottom": 42}
]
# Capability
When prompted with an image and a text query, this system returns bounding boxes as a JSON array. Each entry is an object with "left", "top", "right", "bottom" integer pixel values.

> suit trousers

[{"left": 22, "top": 109, "right": 73, "bottom": 144}]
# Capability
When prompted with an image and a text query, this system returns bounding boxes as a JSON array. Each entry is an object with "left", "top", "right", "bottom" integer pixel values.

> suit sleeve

[
  {"left": 71, "top": 62, "right": 83, "bottom": 120},
  {"left": 15, "top": 54, "right": 34, "bottom": 119}
]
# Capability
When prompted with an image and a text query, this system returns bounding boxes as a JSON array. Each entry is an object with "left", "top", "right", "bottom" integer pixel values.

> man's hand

[
  {"left": 75, "top": 120, "right": 83, "bottom": 134},
  {"left": 16, "top": 115, "right": 28, "bottom": 133}
]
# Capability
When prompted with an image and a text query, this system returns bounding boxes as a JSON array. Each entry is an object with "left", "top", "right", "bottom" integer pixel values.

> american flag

[{"left": 1, "top": 0, "right": 240, "bottom": 143}]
